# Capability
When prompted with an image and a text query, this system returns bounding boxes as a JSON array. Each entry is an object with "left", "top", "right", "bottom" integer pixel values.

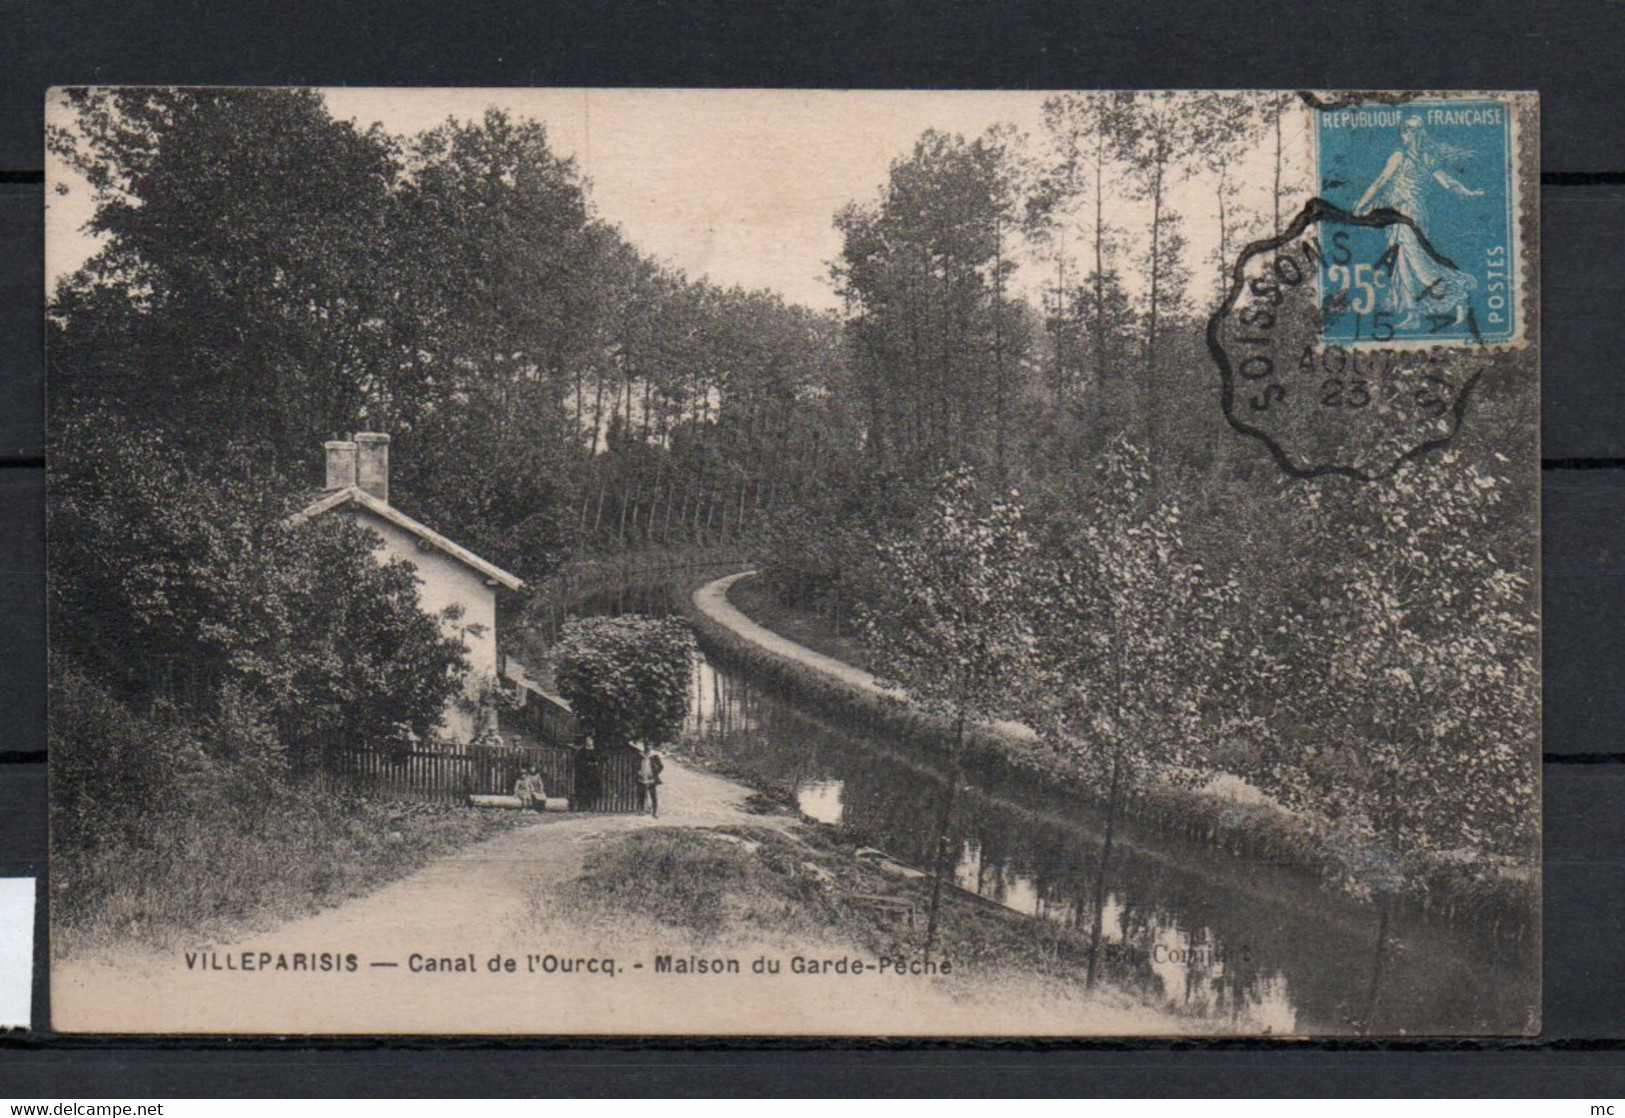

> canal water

[{"left": 579, "top": 584, "right": 1539, "bottom": 1035}]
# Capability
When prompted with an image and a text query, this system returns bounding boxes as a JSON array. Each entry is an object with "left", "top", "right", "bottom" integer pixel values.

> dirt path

[
  {"left": 53, "top": 578, "right": 1202, "bottom": 1035},
  {"left": 55, "top": 749, "right": 1185, "bottom": 1036},
  {"left": 52, "top": 759, "right": 794, "bottom": 1033}
]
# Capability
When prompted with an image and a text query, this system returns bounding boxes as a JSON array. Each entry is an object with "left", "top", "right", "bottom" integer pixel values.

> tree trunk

[
  {"left": 661, "top": 478, "right": 680, "bottom": 544},
  {"left": 1085, "top": 748, "right": 1125, "bottom": 989},
  {"left": 993, "top": 212, "right": 1007, "bottom": 481},
  {"left": 1360, "top": 892, "right": 1393, "bottom": 1035},
  {"left": 574, "top": 366, "right": 585, "bottom": 453},
  {"left": 617, "top": 479, "right": 640, "bottom": 546},
  {"left": 924, "top": 711, "right": 967, "bottom": 965},
  {"left": 590, "top": 370, "right": 607, "bottom": 458},
  {"left": 1273, "top": 96, "right": 1284, "bottom": 237},
  {"left": 1093, "top": 137, "right": 1108, "bottom": 423},
  {"left": 591, "top": 478, "right": 608, "bottom": 538},
  {"left": 1141, "top": 147, "right": 1169, "bottom": 452}
]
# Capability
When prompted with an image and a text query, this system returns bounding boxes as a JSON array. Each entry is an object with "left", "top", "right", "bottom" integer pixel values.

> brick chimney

[
  {"left": 354, "top": 432, "right": 391, "bottom": 503},
  {"left": 324, "top": 440, "right": 358, "bottom": 490}
]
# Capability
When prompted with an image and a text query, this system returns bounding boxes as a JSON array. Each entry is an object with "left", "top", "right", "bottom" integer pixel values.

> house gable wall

[{"left": 353, "top": 508, "right": 498, "bottom": 744}]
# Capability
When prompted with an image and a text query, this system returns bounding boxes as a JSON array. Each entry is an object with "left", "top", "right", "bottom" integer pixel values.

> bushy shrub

[
  {"left": 47, "top": 416, "right": 498, "bottom": 953},
  {"left": 50, "top": 653, "right": 212, "bottom": 862},
  {"left": 52, "top": 656, "right": 302, "bottom": 886},
  {"left": 759, "top": 468, "right": 914, "bottom": 624},
  {"left": 48, "top": 413, "right": 468, "bottom": 751},
  {"left": 51, "top": 655, "right": 535, "bottom": 955},
  {"left": 552, "top": 615, "right": 697, "bottom": 749}
]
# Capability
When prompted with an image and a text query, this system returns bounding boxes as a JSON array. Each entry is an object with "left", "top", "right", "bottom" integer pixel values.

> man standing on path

[{"left": 638, "top": 744, "right": 664, "bottom": 818}]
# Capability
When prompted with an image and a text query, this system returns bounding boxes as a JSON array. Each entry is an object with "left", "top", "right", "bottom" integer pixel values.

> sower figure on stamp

[
  {"left": 637, "top": 743, "right": 664, "bottom": 818},
  {"left": 1352, "top": 115, "right": 1484, "bottom": 330}
]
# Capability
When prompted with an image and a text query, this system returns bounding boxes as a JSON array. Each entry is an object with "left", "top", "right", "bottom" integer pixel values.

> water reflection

[
  {"left": 680, "top": 651, "right": 1536, "bottom": 1035},
  {"left": 796, "top": 780, "right": 845, "bottom": 825}
]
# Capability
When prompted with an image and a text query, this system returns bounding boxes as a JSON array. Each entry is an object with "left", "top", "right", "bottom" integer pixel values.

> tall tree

[
  {"left": 1191, "top": 92, "right": 1264, "bottom": 300},
  {"left": 387, "top": 110, "right": 610, "bottom": 578},
  {"left": 1112, "top": 91, "right": 1197, "bottom": 446},
  {"left": 1030, "top": 92, "right": 1135, "bottom": 414},
  {"left": 833, "top": 129, "right": 1030, "bottom": 480},
  {"left": 861, "top": 468, "right": 1036, "bottom": 961},
  {"left": 1256, "top": 454, "right": 1538, "bottom": 870},
  {"left": 49, "top": 88, "right": 410, "bottom": 471},
  {"left": 979, "top": 124, "right": 1031, "bottom": 481},
  {"left": 1231, "top": 455, "right": 1538, "bottom": 1031},
  {"left": 1024, "top": 438, "right": 1243, "bottom": 987}
]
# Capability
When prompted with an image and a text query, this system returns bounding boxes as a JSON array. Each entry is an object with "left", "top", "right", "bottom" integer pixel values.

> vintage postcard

[{"left": 45, "top": 89, "right": 1539, "bottom": 1036}]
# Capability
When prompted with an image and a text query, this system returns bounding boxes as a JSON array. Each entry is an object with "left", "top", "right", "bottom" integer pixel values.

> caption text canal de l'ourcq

[{"left": 183, "top": 950, "right": 954, "bottom": 977}]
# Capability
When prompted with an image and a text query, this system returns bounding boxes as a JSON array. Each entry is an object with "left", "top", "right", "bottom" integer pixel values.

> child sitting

[{"left": 514, "top": 767, "right": 547, "bottom": 811}]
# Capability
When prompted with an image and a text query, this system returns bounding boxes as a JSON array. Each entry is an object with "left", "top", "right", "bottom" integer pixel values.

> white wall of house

[{"left": 357, "top": 509, "right": 499, "bottom": 744}]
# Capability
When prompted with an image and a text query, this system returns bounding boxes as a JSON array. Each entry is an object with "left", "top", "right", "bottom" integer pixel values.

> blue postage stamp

[{"left": 1315, "top": 98, "right": 1518, "bottom": 346}]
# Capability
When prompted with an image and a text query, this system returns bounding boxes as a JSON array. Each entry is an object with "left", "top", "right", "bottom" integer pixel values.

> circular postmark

[{"left": 1207, "top": 198, "right": 1489, "bottom": 481}]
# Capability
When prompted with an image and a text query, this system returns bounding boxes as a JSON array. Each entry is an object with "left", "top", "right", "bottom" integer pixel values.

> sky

[{"left": 47, "top": 89, "right": 1304, "bottom": 313}]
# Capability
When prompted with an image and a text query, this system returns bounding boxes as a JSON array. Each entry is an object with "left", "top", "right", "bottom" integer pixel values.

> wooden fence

[
  {"left": 572, "top": 748, "right": 645, "bottom": 813},
  {"left": 311, "top": 741, "right": 645, "bottom": 812}
]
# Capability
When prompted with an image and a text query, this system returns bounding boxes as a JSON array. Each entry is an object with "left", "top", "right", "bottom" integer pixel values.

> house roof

[{"left": 288, "top": 486, "right": 526, "bottom": 592}]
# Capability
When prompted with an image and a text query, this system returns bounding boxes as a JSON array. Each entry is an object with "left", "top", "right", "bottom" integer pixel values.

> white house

[{"left": 290, "top": 432, "right": 525, "bottom": 744}]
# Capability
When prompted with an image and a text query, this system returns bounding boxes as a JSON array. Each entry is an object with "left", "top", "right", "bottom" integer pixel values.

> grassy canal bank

[
  {"left": 678, "top": 572, "right": 1316, "bottom": 869},
  {"left": 527, "top": 821, "right": 1221, "bottom": 1034},
  {"left": 676, "top": 571, "right": 1537, "bottom": 945}
]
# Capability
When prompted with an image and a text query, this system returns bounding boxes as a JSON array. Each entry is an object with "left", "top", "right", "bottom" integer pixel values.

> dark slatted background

[{"left": 1, "top": 0, "right": 1622, "bottom": 1095}]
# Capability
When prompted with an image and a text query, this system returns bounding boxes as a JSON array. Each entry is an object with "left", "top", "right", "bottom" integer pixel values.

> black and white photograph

[{"left": 43, "top": 87, "right": 1540, "bottom": 1036}]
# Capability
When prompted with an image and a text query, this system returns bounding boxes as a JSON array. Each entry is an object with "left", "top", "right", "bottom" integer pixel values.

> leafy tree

[
  {"left": 1111, "top": 90, "right": 1199, "bottom": 447},
  {"left": 1215, "top": 454, "right": 1539, "bottom": 1032},
  {"left": 1024, "top": 437, "right": 1247, "bottom": 986},
  {"left": 1258, "top": 454, "right": 1539, "bottom": 872},
  {"left": 47, "top": 413, "right": 469, "bottom": 750},
  {"left": 833, "top": 129, "right": 1033, "bottom": 481},
  {"left": 358, "top": 110, "right": 614, "bottom": 580},
  {"left": 553, "top": 616, "right": 698, "bottom": 750},
  {"left": 861, "top": 467, "right": 1036, "bottom": 959},
  {"left": 49, "top": 88, "right": 410, "bottom": 472},
  {"left": 1031, "top": 92, "right": 1137, "bottom": 414}
]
